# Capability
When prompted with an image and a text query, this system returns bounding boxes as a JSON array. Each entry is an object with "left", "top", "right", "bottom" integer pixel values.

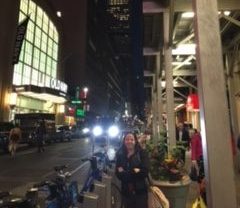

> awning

[{"left": 13, "top": 85, "right": 68, "bottom": 104}]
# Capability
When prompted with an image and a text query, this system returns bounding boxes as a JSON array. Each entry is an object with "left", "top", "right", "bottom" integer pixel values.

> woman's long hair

[{"left": 119, "top": 131, "right": 142, "bottom": 155}]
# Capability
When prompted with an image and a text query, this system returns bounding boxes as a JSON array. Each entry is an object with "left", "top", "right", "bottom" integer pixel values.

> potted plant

[{"left": 146, "top": 133, "right": 191, "bottom": 208}]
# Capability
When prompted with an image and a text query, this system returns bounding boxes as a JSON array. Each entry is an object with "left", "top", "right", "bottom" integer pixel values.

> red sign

[{"left": 186, "top": 94, "right": 199, "bottom": 111}]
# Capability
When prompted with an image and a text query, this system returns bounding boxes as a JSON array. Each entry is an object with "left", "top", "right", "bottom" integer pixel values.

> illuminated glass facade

[{"left": 13, "top": 0, "right": 59, "bottom": 88}]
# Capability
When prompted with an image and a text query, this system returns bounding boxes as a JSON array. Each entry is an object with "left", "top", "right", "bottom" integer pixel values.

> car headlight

[
  {"left": 82, "top": 128, "right": 90, "bottom": 134},
  {"left": 92, "top": 126, "right": 103, "bottom": 137},
  {"left": 107, "top": 125, "right": 119, "bottom": 138}
]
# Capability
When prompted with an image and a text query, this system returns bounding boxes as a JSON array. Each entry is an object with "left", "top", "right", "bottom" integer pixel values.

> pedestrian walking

[
  {"left": 115, "top": 132, "right": 149, "bottom": 208},
  {"left": 8, "top": 124, "right": 22, "bottom": 157},
  {"left": 191, "top": 129, "right": 206, "bottom": 204},
  {"left": 36, "top": 120, "right": 46, "bottom": 153}
]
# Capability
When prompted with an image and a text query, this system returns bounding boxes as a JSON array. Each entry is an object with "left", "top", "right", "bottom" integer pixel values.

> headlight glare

[
  {"left": 92, "top": 126, "right": 103, "bottom": 137},
  {"left": 108, "top": 125, "right": 119, "bottom": 138},
  {"left": 82, "top": 128, "right": 90, "bottom": 134}
]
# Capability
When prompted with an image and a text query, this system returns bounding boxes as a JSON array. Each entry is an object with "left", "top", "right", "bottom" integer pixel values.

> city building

[
  {"left": 0, "top": 0, "right": 68, "bottom": 123},
  {"left": 0, "top": 0, "right": 134, "bottom": 124}
]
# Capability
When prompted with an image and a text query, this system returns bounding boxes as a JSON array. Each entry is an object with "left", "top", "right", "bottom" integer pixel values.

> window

[
  {"left": 13, "top": 0, "right": 59, "bottom": 87},
  {"left": 31, "top": 69, "right": 38, "bottom": 85}
]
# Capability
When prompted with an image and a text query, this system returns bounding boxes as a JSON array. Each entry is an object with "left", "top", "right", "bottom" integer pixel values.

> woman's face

[{"left": 124, "top": 133, "right": 136, "bottom": 150}]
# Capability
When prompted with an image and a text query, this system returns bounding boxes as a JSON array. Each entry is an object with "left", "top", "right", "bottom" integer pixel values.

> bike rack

[
  {"left": 102, "top": 175, "right": 112, "bottom": 208},
  {"left": 94, "top": 182, "right": 107, "bottom": 208},
  {"left": 82, "top": 192, "right": 99, "bottom": 208}
]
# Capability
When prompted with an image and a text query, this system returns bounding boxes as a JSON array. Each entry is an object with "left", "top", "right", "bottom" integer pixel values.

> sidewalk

[
  {"left": 185, "top": 150, "right": 199, "bottom": 208},
  {"left": 185, "top": 150, "right": 240, "bottom": 208}
]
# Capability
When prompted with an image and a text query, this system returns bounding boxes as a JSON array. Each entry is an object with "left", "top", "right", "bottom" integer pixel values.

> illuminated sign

[
  {"left": 76, "top": 109, "right": 85, "bottom": 117},
  {"left": 186, "top": 94, "right": 199, "bottom": 111},
  {"left": 71, "top": 100, "right": 82, "bottom": 104},
  {"left": 50, "top": 78, "right": 68, "bottom": 93}
]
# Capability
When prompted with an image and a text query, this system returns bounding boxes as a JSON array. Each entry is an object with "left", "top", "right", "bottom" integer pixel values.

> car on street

[
  {"left": 54, "top": 125, "right": 72, "bottom": 142},
  {"left": 71, "top": 125, "right": 91, "bottom": 139}
]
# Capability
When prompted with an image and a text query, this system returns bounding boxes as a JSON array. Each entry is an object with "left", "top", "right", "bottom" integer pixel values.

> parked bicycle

[
  {"left": 79, "top": 151, "right": 122, "bottom": 208},
  {"left": 33, "top": 165, "right": 78, "bottom": 208},
  {"left": 0, "top": 189, "right": 38, "bottom": 208}
]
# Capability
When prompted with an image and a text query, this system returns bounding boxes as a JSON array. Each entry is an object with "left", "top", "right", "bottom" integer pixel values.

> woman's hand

[
  {"left": 118, "top": 167, "right": 124, "bottom": 172},
  {"left": 192, "top": 160, "right": 199, "bottom": 173},
  {"left": 133, "top": 168, "right": 140, "bottom": 173}
]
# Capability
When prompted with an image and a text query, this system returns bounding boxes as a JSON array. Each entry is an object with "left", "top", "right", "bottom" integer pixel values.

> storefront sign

[
  {"left": 50, "top": 78, "right": 68, "bottom": 93},
  {"left": 186, "top": 94, "right": 199, "bottom": 111},
  {"left": 76, "top": 108, "right": 85, "bottom": 117},
  {"left": 12, "top": 16, "right": 29, "bottom": 64}
]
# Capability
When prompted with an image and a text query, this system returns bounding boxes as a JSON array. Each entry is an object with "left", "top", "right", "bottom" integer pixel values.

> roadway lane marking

[
  {"left": 71, "top": 161, "right": 88, "bottom": 175},
  {"left": 70, "top": 148, "right": 102, "bottom": 176}
]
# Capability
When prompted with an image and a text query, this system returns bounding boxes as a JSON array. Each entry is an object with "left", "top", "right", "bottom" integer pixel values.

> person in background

[
  {"left": 36, "top": 120, "right": 46, "bottom": 153},
  {"left": 8, "top": 123, "right": 22, "bottom": 157},
  {"left": 176, "top": 122, "right": 190, "bottom": 162},
  {"left": 188, "top": 123, "right": 194, "bottom": 141},
  {"left": 115, "top": 132, "right": 149, "bottom": 208},
  {"left": 176, "top": 122, "right": 190, "bottom": 147},
  {"left": 191, "top": 129, "right": 206, "bottom": 204}
]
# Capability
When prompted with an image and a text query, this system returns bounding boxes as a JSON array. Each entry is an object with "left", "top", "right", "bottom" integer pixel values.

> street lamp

[
  {"left": 82, "top": 87, "right": 89, "bottom": 111},
  {"left": 83, "top": 87, "right": 88, "bottom": 99},
  {"left": 83, "top": 87, "right": 88, "bottom": 93}
]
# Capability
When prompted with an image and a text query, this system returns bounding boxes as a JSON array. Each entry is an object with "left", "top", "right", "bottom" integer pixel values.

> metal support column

[
  {"left": 164, "top": 11, "right": 176, "bottom": 147},
  {"left": 193, "top": 0, "right": 237, "bottom": 207},
  {"left": 152, "top": 85, "right": 158, "bottom": 141},
  {"left": 226, "top": 53, "right": 239, "bottom": 172},
  {"left": 226, "top": 53, "right": 239, "bottom": 141},
  {"left": 156, "top": 53, "right": 164, "bottom": 132},
  {"left": 0, "top": 0, "right": 20, "bottom": 121}
]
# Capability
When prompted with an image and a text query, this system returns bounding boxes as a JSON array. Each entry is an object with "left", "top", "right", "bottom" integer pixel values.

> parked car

[
  {"left": 54, "top": 125, "right": 72, "bottom": 142},
  {"left": 71, "top": 125, "right": 91, "bottom": 139},
  {"left": 0, "top": 122, "right": 14, "bottom": 153}
]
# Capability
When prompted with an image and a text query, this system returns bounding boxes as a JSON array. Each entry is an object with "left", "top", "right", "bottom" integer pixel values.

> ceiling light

[
  {"left": 172, "top": 61, "right": 191, "bottom": 66},
  {"left": 161, "top": 80, "right": 181, "bottom": 88},
  {"left": 172, "top": 44, "right": 196, "bottom": 55},
  {"left": 182, "top": 12, "right": 194, "bottom": 18},
  {"left": 173, "top": 80, "right": 178, "bottom": 85},
  {"left": 56, "top": 11, "right": 62, "bottom": 17},
  {"left": 224, "top": 11, "right": 231, "bottom": 16},
  {"left": 161, "top": 81, "right": 166, "bottom": 88},
  {"left": 218, "top": 11, "right": 231, "bottom": 16}
]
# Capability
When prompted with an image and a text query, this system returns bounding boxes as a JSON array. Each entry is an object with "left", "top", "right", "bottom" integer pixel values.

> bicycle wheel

[{"left": 111, "top": 183, "right": 122, "bottom": 208}]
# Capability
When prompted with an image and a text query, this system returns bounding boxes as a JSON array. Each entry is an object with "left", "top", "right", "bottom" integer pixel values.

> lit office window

[{"left": 13, "top": 0, "right": 59, "bottom": 87}]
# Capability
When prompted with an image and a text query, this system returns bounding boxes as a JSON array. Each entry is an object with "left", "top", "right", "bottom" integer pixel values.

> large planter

[{"left": 151, "top": 176, "right": 191, "bottom": 208}]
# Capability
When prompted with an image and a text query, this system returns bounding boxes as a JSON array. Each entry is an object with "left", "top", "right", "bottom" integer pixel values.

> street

[{"left": 0, "top": 138, "right": 96, "bottom": 196}]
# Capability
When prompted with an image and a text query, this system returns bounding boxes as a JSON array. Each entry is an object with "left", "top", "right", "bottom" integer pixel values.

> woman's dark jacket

[{"left": 115, "top": 147, "right": 149, "bottom": 196}]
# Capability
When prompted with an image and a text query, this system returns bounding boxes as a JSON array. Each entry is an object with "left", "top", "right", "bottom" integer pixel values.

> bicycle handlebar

[
  {"left": 54, "top": 165, "right": 68, "bottom": 172},
  {"left": 33, "top": 180, "right": 51, "bottom": 188},
  {"left": 81, "top": 157, "right": 90, "bottom": 162}
]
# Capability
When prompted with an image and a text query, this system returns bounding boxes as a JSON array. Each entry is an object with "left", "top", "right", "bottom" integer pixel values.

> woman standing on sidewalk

[{"left": 115, "top": 132, "right": 150, "bottom": 208}]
